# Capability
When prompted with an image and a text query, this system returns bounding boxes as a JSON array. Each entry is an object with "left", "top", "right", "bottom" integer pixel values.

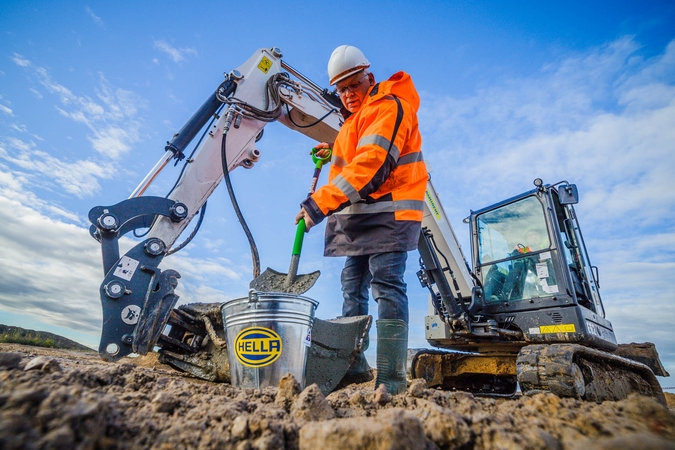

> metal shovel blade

[{"left": 249, "top": 267, "right": 320, "bottom": 295}]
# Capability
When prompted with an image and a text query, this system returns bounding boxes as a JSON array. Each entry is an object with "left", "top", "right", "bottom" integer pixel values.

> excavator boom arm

[{"left": 89, "top": 48, "right": 342, "bottom": 361}]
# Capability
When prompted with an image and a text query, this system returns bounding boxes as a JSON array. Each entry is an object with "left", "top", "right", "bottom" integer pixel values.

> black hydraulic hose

[
  {"left": 284, "top": 103, "right": 337, "bottom": 129},
  {"left": 133, "top": 226, "right": 152, "bottom": 238},
  {"left": 468, "top": 262, "right": 483, "bottom": 289},
  {"left": 220, "top": 130, "right": 261, "bottom": 278},
  {"left": 166, "top": 201, "right": 207, "bottom": 256}
]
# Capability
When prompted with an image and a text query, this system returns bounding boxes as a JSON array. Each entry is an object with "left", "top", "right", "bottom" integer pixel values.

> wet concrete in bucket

[{"left": 0, "top": 343, "right": 674, "bottom": 450}]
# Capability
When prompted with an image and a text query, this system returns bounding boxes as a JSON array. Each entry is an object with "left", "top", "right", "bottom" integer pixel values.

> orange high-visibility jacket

[{"left": 301, "top": 71, "right": 428, "bottom": 256}]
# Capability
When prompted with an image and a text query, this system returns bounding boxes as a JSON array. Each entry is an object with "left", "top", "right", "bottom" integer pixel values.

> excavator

[{"left": 88, "top": 47, "right": 668, "bottom": 404}]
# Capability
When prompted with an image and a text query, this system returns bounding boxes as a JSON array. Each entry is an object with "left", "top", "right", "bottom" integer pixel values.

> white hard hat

[{"left": 327, "top": 45, "right": 370, "bottom": 85}]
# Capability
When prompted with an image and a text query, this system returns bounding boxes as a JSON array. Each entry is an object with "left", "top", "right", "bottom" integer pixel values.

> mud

[{"left": 1, "top": 343, "right": 674, "bottom": 450}]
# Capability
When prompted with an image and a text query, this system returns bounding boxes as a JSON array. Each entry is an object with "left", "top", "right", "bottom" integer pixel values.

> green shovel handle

[
  {"left": 290, "top": 148, "right": 328, "bottom": 259},
  {"left": 311, "top": 147, "right": 332, "bottom": 169},
  {"left": 292, "top": 219, "right": 306, "bottom": 256}
]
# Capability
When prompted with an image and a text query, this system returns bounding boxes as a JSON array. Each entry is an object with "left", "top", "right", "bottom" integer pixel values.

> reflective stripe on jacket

[{"left": 301, "top": 71, "right": 428, "bottom": 256}]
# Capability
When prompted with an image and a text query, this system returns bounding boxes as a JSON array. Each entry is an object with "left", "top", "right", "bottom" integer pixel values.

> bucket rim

[{"left": 221, "top": 290, "right": 320, "bottom": 309}]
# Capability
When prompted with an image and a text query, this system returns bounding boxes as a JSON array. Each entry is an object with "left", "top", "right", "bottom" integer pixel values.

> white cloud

[
  {"left": 34, "top": 66, "right": 74, "bottom": 99},
  {"left": 88, "top": 126, "right": 133, "bottom": 158},
  {"left": 419, "top": 36, "right": 675, "bottom": 377},
  {"left": 0, "top": 138, "right": 113, "bottom": 198},
  {"left": 11, "top": 53, "right": 31, "bottom": 67},
  {"left": 0, "top": 105, "right": 12, "bottom": 116},
  {"left": 12, "top": 58, "right": 144, "bottom": 160},
  {"left": 420, "top": 37, "right": 674, "bottom": 211},
  {"left": 153, "top": 39, "right": 198, "bottom": 63},
  {"left": 85, "top": 6, "right": 104, "bottom": 28},
  {"left": 0, "top": 174, "right": 102, "bottom": 333},
  {"left": 0, "top": 167, "right": 24, "bottom": 190}
]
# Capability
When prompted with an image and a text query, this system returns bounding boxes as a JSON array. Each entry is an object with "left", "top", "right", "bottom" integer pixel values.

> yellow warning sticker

[
  {"left": 425, "top": 190, "right": 442, "bottom": 220},
  {"left": 234, "top": 326, "right": 282, "bottom": 368},
  {"left": 540, "top": 324, "right": 576, "bottom": 334},
  {"left": 257, "top": 56, "right": 273, "bottom": 74}
]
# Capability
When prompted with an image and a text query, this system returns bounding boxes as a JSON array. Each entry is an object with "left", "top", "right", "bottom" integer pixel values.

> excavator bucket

[
  {"left": 612, "top": 342, "right": 670, "bottom": 377},
  {"left": 158, "top": 302, "right": 371, "bottom": 394},
  {"left": 306, "top": 315, "right": 372, "bottom": 395},
  {"left": 249, "top": 266, "right": 320, "bottom": 295}
]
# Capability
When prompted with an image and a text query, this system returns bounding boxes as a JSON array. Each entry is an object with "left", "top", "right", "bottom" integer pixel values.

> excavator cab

[
  {"left": 413, "top": 180, "right": 624, "bottom": 396},
  {"left": 469, "top": 180, "right": 617, "bottom": 351},
  {"left": 418, "top": 179, "right": 616, "bottom": 353},
  {"left": 414, "top": 179, "right": 667, "bottom": 401}
]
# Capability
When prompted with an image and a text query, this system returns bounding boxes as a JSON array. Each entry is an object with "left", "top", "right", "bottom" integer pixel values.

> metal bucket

[{"left": 221, "top": 290, "right": 318, "bottom": 390}]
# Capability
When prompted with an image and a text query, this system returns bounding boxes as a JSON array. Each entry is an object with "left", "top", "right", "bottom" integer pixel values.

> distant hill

[{"left": 0, "top": 324, "right": 94, "bottom": 352}]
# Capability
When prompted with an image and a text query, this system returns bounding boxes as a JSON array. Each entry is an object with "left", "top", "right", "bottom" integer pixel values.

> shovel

[{"left": 250, "top": 147, "right": 332, "bottom": 294}]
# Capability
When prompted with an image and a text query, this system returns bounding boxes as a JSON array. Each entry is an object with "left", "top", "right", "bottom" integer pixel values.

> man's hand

[
  {"left": 312, "top": 142, "right": 333, "bottom": 159},
  {"left": 295, "top": 208, "right": 316, "bottom": 232}
]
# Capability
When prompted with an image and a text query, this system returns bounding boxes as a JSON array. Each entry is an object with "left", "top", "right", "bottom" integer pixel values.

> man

[{"left": 296, "top": 45, "right": 428, "bottom": 394}]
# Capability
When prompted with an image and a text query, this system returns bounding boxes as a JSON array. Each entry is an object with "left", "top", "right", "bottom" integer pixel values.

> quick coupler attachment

[
  {"left": 98, "top": 238, "right": 180, "bottom": 361},
  {"left": 88, "top": 196, "right": 188, "bottom": 362}
]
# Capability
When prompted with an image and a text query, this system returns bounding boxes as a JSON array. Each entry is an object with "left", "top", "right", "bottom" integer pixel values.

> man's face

[{"left": 336, "top": 70, "right": 373, "bottom": 113}]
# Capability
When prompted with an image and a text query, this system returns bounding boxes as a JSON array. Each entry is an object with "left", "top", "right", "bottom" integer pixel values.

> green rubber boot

[{"left": 374, "top": 319, "right": 408, "bottom": 395}]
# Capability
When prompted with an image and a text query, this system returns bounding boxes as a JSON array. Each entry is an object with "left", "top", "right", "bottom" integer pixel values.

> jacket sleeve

[{"left": 301, "top": 95, "right": 410, "bottom": 225}]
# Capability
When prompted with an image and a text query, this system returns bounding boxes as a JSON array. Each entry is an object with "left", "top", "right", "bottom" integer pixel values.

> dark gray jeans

[{"left": 340, "top": 251, "right": 408, "bottom": 323}]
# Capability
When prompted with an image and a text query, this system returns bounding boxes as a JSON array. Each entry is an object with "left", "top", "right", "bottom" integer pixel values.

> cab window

[
  {"left": 477, "top": 196, "right": 550, "bottom": 264},
  {"left": 477, "top": 196, "right": 557, "bottom": 303}
]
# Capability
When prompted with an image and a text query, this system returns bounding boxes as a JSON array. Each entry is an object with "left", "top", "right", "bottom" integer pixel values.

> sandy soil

[{"left": 1, "top": 343, "right": 674, "bottom": 450}]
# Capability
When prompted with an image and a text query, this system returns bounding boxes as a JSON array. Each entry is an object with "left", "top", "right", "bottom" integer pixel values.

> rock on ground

[{"left": 0, "top": 343, "right": 674, "bottom": 450}]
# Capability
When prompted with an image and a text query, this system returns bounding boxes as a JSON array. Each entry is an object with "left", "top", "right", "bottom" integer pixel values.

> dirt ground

[{"left": 0, "top": 343, "right": 674, "bottom": 450}]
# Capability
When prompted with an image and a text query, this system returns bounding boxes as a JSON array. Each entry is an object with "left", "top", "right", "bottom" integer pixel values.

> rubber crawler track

[{"left": 517, "top": 343, "right": 666, "bottom": 406}]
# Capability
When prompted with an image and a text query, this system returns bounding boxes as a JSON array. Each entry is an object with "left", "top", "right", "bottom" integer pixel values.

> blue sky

[{"left": 1, "top": 1, "right": 674, "bottom": 386}]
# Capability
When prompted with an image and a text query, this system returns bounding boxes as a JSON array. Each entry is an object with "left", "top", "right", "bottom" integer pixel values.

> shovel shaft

[
  {"left": 284, "top": 254, "right": 301, "bottom": 287},
  {"left": 308, "top": 167, "right": 321, "bottom": 197}
]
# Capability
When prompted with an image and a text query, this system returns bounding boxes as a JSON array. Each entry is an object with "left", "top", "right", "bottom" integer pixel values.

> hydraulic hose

[
  {"left": 284, "top": 103, "right": 337, "bottom": 129},
  {"left": 166, "top": 202, "right": 207, "bottom": 256},
  {"left": 220, "top": 123, "right": 261, "bottom": 278}
]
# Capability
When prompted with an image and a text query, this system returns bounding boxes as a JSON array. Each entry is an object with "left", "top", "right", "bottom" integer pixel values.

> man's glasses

[{"left": 336, "top": 72, "right": 368, "bottom": 96}]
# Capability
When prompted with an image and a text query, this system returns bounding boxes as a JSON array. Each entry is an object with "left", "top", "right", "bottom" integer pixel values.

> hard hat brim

[{"left": 330, "top": 64, "right": 370, "bottom": 86}]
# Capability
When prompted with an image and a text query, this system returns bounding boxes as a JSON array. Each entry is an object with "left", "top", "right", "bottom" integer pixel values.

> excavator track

[
  {"left": 407, "top": 349, "right": 519, "bottom": 396},
  {"left": 517, "top": 344, "right": 667, "bottom": 406}
]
